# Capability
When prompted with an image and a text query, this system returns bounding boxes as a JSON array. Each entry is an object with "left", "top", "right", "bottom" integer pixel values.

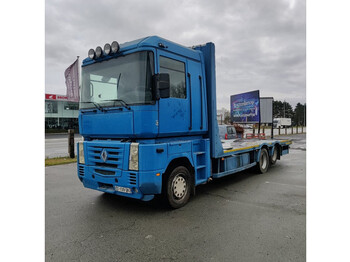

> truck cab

[
  {"left": 79, "top": 36, "right": 208, "bottom": 139},
  {"left": 78, "top": 36, "right": 214, "bottom": 208}
]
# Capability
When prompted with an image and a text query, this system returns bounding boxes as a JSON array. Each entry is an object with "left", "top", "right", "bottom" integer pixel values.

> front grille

[
  {"left": 87, "top": 145, "right": 124, "bottom": 169},
  {"left": 94, "top": 169, "right": 115, "bottom": 176},
  {"left": 129, "top": 173, "right": 137, "bottom": 185},
  {"left": 78, "top": 166, "right": 85, "bottom": 176},
  {"left": 95, "top": 162, "right": 118, "bottom": 168}
]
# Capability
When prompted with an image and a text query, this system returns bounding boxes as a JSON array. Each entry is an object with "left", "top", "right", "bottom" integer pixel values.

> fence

[{"left": 244, "top": 126, "right": 306, "bottom": 138}]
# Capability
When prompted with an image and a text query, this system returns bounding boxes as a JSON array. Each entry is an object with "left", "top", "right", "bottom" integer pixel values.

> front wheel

[
  {"left": 257, "top": 148, "right": 269, "bottom": 174},
  {"left": 166, "top": 166, "right": 191, "bottom": 209}
]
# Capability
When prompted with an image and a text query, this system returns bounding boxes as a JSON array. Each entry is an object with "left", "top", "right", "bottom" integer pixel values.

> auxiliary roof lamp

[{"left": 88, "top": 41, "right": 120, "bottom": 59}]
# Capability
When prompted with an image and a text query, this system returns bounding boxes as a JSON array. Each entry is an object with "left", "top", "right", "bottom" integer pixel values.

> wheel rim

[
  {"left": 172, "top": 174, "right": 187, "bottom": 199},
  {"left": 261, "top": 152, "right": 268, "bottom": 169}
]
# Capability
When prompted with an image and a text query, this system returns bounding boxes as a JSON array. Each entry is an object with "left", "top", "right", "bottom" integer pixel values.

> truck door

[
  {"left": 157, "top": 52, "right": 190, "bottom": 136},
  {"left": 187, "top": 59, "right": 207, "bottom": 132}
]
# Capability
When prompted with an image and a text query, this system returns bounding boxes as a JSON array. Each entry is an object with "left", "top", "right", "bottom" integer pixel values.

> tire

[
  {"left": 270, "top": 146, "right": 278, "bottom": 165},
  {"left": 257, "top": 148, "right": 269, "bottom": 174},
  {"left": 166, "top": 166, "right": 191, "bottom": 209}
]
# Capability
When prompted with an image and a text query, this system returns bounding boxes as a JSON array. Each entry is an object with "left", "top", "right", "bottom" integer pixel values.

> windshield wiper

[
  {"left": 102, "top": 99, "right": 131, "bottom": 110},
  {"left": 80, "top": 101, "right": 105, "bottom": 112},
  {"left": 117, "top": 73, "right": 122, "bottom": 91}
]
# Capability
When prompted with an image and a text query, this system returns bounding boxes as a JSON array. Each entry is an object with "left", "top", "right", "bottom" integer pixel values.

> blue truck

[{"left": 77, "top": 36, "right": 291, "bottom": 208}]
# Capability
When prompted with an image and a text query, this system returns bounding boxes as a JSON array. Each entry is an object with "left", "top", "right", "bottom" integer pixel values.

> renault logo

[{"left": 101, "top": 149, "right": 108, "bottom": 162}]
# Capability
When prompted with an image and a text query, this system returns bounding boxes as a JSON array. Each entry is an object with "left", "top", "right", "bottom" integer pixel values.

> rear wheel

[
  {"left": 270, "top": 146, "right": 278, "bottom": 165},
  {"left": 257, "top": 148, "right": 269, "bottom": 174},
  {"left": 166, "top": 166, "right": 191, "bottom": 209}
]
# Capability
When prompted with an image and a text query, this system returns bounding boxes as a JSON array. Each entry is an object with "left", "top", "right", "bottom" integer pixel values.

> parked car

[{"left": 219, "top": 125, "right": 237, "bottom": 140}]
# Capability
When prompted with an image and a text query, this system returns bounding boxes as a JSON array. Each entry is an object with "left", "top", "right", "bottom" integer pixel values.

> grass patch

[{"left": 45, "top": 157, "right": 77, "bottom": 166}]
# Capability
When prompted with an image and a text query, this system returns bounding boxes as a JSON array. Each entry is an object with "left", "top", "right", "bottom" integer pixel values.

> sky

[{"left": 45, "top": 0, "right": 306, "bottom": 109}]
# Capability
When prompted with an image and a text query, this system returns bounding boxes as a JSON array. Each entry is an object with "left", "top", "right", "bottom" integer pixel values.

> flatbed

[
  {"left": 222, "top": 139, "right": 292, "bottom": 154},
  {"left": 210, "top": 138, "right": 292, "bottom": 179}
]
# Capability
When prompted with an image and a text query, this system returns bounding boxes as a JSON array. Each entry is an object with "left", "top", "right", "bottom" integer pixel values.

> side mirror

[{"left": 153, "top": 73, "right": 170, "bottom": 100}]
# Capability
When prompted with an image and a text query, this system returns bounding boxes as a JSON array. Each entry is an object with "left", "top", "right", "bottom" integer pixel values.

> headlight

[
  {"left": 129, "top": 143, "right": 139, "bottom": 171},
  {"left": 78, "top": 142, "right": 85, "bottom": 164}
]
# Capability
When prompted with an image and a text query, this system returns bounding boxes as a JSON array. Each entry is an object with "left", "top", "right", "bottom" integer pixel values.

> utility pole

[{"left": 68, "top": 129, "right": 75, "bottom": 158}]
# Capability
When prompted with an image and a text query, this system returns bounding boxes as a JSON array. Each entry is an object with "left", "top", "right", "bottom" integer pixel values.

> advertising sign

[
  {"left": 45, "top": 94, "right": 68, "bottom": 100},
  {"left": 230, "top": 90, "right": 260, "bottom": 123}
]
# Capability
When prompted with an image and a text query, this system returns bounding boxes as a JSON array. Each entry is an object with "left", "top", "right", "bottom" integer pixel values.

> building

[{"left": 45, "top": 94, "right": 79, "bottom": 131}]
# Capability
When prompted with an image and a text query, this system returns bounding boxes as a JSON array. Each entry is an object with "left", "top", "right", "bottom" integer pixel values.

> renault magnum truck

[{"left": 77, "top": 36, "right": 292, "bottom": 208}]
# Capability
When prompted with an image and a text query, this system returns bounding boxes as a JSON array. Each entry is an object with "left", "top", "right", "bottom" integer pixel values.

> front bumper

[{"left": 77, "top": 164, "right": 163, "bottom": 201}]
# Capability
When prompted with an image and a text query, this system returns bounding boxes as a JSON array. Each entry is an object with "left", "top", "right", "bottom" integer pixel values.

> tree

[
  {"left": 293, "top": 103, "right": 306, "bottom": 126},
  {"left": 218, "top": 107, "right": 231, "bottom": 124},
  {"left": 224, "top": 109, "right": 231, "bottom": 124},
  {"left": 273, "top": 100, "right": 294, "bottom": 119}
]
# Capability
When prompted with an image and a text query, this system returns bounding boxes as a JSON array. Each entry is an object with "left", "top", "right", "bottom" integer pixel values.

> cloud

[{"left": 46, "top": 0, "right": 305, "bottom": 108}]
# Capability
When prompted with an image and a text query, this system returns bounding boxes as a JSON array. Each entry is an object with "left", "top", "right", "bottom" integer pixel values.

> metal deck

[{"left": 222, "top": 138, "right": 292, "bottom": 155}]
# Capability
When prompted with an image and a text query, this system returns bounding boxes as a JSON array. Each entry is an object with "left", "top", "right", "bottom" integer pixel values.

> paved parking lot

[{"left": 46, "top": 134, "right": 306, "bottom": 262}]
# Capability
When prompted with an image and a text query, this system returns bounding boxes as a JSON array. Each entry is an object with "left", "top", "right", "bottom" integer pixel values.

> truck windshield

[{"left": 80, "top": 51, "right": 154, "bottom": 109}]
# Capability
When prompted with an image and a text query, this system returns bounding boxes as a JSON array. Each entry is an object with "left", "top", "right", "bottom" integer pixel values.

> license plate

[{"left": 115, "top": 186, "right": 132, "bottom": 194}]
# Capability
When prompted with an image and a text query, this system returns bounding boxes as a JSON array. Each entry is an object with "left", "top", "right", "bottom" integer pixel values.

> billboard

[{"left": 230, "top": 90, "right": 260, "bottom": 123}]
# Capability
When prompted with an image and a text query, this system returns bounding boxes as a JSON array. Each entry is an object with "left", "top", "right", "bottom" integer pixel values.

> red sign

[
  {"left": 57, "top": 95, "right": 68, "bottom": 100},
  {"left": 45, "top": 94, "right": 56, "bottom": 100},
  {"left": 45, "top": 94, "right": 68, "bottom": 100}
]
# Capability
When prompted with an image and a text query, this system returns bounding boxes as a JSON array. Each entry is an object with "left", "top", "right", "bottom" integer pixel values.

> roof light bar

[{"left": 88, "top": 41, "right": 120, "bottom": 60}]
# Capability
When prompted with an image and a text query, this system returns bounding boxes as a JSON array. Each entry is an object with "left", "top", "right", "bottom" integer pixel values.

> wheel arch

[{"left": 162, "top": 157, "right": 195, "bottom": 196}]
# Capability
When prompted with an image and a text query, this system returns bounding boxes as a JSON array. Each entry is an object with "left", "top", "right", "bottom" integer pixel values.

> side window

[
  {"left": 45, "top": 101, "right": 58, "bottom": 113},
  {"left": 64, "top": 102, "right": 79, "bottom": 110},
  {"left": 227, "top": 127, "right": 235, "bottom": 134},
  {"left": 219, "top": 127, "right": 225, "bottom": 137},
  {"left": 159, "top": 56, "right": 186, "bottom": 99}
]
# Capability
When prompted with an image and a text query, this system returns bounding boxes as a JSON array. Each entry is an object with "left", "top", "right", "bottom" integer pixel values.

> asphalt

[
  {"left": 45, "top": 133, "right": 83, "bottom": 158},
  {"left": 45, "top": 134, "right": 306, "bottom": 262}
]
